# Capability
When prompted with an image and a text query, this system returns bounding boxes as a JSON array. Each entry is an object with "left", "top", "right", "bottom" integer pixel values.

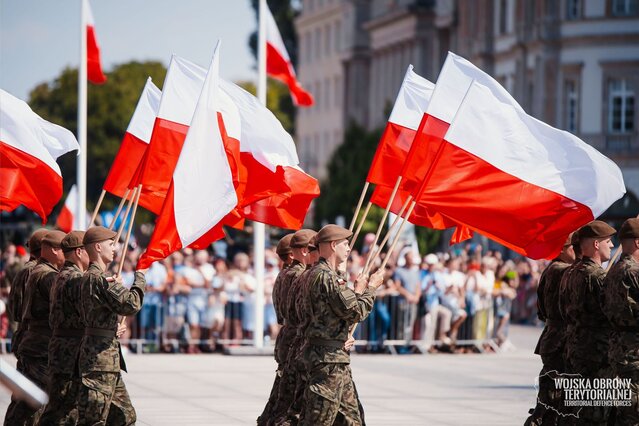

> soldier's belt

[
  {"left": 308, "top": 338, "right": 345, "bottom": 349},
  {"left": 28, "top": 326, "right": 52, "bottom": 337},
  {"left": 84, "top": 327, "right": 116, "bottom": 338},
  {"left": 53, "top": 328, "right": 84, "bottom": 338}
]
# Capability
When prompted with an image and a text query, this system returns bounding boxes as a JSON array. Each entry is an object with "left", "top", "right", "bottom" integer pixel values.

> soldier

[
  {"left": 272, "top": 229, "right": 317, "bottom": 423},
  {"left": 526, "top": 233, "right": 576, "bottom": 426},
  {"left": 258, "top": 233, "right": 294, "bottom": 426},
  {"left": 562, "top": 220, "right": 616, "bottom": 425},
  {"left": 76, "top": 226, "right": 147, "bottom": 425},
  {"left": 302, "top": 224, "right": 384, "bottom": 425},
  {"left": 602, "top": 218, "right": 639, "bottom": 426},
  {"left": 38, "top": 231, "right": 89, "bottom": 425},
  {"left": 6, "top": 230, "right": 66, "bottom": 426}
]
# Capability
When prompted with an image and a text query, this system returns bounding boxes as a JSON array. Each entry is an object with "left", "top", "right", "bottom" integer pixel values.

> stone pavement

[{"left": 1, "top": 325, "right": 542, "bottom": 425}]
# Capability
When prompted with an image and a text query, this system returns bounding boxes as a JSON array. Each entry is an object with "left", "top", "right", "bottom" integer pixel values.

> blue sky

[{"left": 1, "top": 0, "right": 257, "bottom": 101}]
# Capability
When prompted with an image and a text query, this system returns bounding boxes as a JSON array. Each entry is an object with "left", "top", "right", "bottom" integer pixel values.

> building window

[
  {"left": 305, "top": 32, "right": 311, "bottom": 64},
  {"left": 325, "top": 24, "right": 331, "bottom": 56},
  {"left": 324, "top": 78, "right": 331, "bottom": 110},
  {"left": 566, "top": 0, "right": 581, "bottom": 19},
  {"left": 608, "top": 79, "right": 635, "bottom": 133},
  {"left": 315, "top": 28, "right": 321, "bottom": 60},
  {"left": 564, "top": 80, "right": 579, "bottom": 133},
  {"left": 612, "top": 0, "right": 638, "bottom": 16},
  {"left": 499, "top": 0, "right": 508, "bottom": 34},
  {"left": 334, "top": 21, "right": 341, "bottom": 52}
]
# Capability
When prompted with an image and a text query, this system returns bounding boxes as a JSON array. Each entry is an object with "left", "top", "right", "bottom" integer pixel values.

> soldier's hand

[
  {"left": 343, "top": 336, "right": 355, "bottom": 352},
  {"left": 110, "top": 275, "right": 123, "bottom": 286},
  {"left": 116, "top": 322, "right": 127, "bottom": 338},
  {"left": 368, "top": 269, "right": 385, "bottom": 290},
  {"left": 354, "top": 273, "right": 369, "bottom": 293},
  {"left": 136, "top": 268, "right": 149, "bottom": 274}
]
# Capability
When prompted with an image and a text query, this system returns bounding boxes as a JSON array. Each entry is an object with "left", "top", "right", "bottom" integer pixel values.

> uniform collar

[{"left": 38, "top": 257, "right": 60, "bottom": 272}]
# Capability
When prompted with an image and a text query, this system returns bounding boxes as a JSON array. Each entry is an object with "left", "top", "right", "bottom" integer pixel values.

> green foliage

[{"left": 28, "top": 61, "right": 167, "bottom": 218}]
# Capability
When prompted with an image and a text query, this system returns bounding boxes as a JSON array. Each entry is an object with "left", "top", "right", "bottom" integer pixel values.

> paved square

[{"left": 2, "top": 325, "right": 542, "bottom": 424}]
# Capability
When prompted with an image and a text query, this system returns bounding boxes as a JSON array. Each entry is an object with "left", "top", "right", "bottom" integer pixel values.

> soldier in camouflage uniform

[
  {"left": 302, "top": 224, "right": 384, "bottom": 425},
  {"left": 272, "top": 229, "right": 317, "bottom": 424},
  {"left": 601, "top": 218, "right": 639, "bottom": 426},
  {"left": 258, "top": 234, "right": 294, "bottom": 426},
  {"left": 5, "top": 230, "right": 66, "bottom": 426},
  {"left": 76, "top": 226, "right": 147, "bottom": 425},
  {"left": 38, "top": 231, "right": 89, "bottom": 425},
  {"left": 526, "top": 233, "right": 576, "bottom": 426},
  {"left": 562, "top": 220, "right": 616, "bottom": 425}
]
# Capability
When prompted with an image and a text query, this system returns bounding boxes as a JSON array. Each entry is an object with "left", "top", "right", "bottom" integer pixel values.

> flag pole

[
  {"left": 362, "top": 176, "right": 403, "bottom": 272},
  {"left": 350, "top": 201, "right": 371, "bottom": 249},
  {"left": 253, "top": 0, "right": 268, "bottom": 350},
  {"left": 363, "top": 195, "right": 412, "bottom": 275},
  {"left": 114, "top": 186, "right": 139, "bottom": 243},
  {"left": 108, "top": 188, "right": 131, "bottom": 230},
  {"left": 77, "top": 0, "right": 88, "bottom": 231},
  {"left": 349, "top": 182, "right": 369, "bottom": 232},
  {"left": 88, "top": 189, "right": 106, "bottom": 227},
  {"left": 116, "top": 184, "right": 141, "bottom": 276},
  {"left": 380, "top": 201, "right": 417, "bottom": 271}
]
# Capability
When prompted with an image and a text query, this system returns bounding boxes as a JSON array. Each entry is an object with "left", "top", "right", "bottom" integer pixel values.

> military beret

[
  {"left": 28, "top": 228, "right": 49, "bottom": 253},
  {"left": 276, "top": 234, "right": 294, "bottom": 257},
  {"left": 619, "top": 218, "right": 639, "bottom": 240},
  {"left": 41, "top": 230, "right": 66, "bottom": 249},
  {"left": 570, "top": 230, "right": 580, "bottom": 247},
  {"left": 290, "top": 229, "right": 317, "bottom": 248},
  {"left": 316, "top": 224, "right": 352, "bottom": 244},
  {"left": 83, "top": 226, "right": 117, "bottom": 245},
  {"left": 578, "top": 220, "right": 616, "bottom": 239},
  {"left": 308, "top": 235, "right": 317, "bottom": 251},
  {"left": 61, "top": 230, "right": 85, "bottom": 252}
]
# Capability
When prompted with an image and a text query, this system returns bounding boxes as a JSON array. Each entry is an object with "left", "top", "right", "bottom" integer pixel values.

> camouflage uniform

[
  {"left": 7, "top": 259, "right": 36, "bottom": 355},
  {"left": 602, "top": 253, "right": 639, "bottom": 426},
  {"left": 258, "top": 264, "right": 290, "bottom": 426},
  {"left": 76, "top": 263, "right": 146, "bottom": 426},
  {"left": 5, "top": 259, "right": 59, "bottom": 426},
  {"left": 39, "top": 261, "right": 85, "bottom": 425},
  {"left": 301, "top": 258, "right": 375, "bottom": 426},
  {"left": 272, "top": 261, "right": 308, "bottom": 423},
  {"left": 562, "top": 257, "right": 612, "bottom": 424},
  {"left": 527, "top": 259, "right": 571, "bottom": 426}
]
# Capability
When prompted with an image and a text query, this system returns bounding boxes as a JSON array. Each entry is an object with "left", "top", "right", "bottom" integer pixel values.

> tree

[{"left": 28, "top": 61, "right": 167, "bottom": 219}]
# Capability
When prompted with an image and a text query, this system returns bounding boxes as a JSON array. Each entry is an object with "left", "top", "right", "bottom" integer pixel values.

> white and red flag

[
  {"left": 0, "top": 90, "right": 80, "bottom": 222},
  {"left": 84, "top": 0, "right": 107, "bottom": 84},
  {"left": 138, "top": 42, "right": 238, "bottom": 269},
  {"left": 103, "top": 78, "right": 160, "bottom": 198},
  {"left": 265, "top": 3, "right": 313, "bottom": 107},
  {"left": 56, "top": 184, "right": 90, "bottom": 232},
  {"left": 416, "top": 81, "right": 625, "bottom": 259}
]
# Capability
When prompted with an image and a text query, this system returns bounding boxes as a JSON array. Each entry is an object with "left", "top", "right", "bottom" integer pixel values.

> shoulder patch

[
  {"left": 339, "top": 287, "right": 357, "bottom": 309},
  {"left": 107, "top": 283, "right": 127, "bottom": 301}
]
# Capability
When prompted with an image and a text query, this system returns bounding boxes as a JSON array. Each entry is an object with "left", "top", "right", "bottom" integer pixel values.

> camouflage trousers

[
  {"left": 257, "top": 372, "right": 282, "bottom": 426},
  {"left": 38, "top": 373, "right": 81, "bottom": 425},
  {"left": 77, "top": 372, "right": 136, "bottom": 426},
  {"left": 3, "top": 355, "right": 48, "bottom": 426},
  {"left": 565, "top": 355, "right": 614, "bottom": 425},
  {"left": 525, "top": 351, "right": 568, "bottom": 426},
  {"left": 302, "top": 363, "right": 362, "bottom": 426},
  {"left": 611, "top": 363, "right": 639, "bottom": 426}
]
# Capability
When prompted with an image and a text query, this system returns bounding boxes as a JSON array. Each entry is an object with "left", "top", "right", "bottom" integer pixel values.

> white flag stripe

[
  {"left": 126, "top": 78, "right": 161, "bottom": 143},
  {"left": 445, "top": 81, "right": 625, "bottom": 217},
  {"left": 264, "top": 4, "right": 290, "bottom": 62},
  {"left": 388, "top": 65, "right": 435, "bottom": 130}
]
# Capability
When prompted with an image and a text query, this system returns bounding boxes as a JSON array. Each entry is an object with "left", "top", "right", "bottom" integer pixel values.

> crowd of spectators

[{"left": 0, "top": 232, "right": 546, "bottom": 354}]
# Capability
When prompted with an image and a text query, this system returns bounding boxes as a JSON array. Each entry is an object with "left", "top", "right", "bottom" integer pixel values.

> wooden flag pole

[
  {"left": 349, "top": 182, "right": 370, "bottom": 232},
  {"left": 606, "top": 213, "right": 639, "bottom": 272},
  {"left": 108, "top": 188, "right": 131, "bottom": 230},
  {"left": 350, "top": 202, "right": 372, "bottom": 249},
  {"left": 116, "top": 184, "right": 142, "bottom": 276},
  {"left": 363, "top": 195, "right": 412, "bottom": 275},
  {"left": 362, "top": 176, "right": 403, "bottom": 273},
  {"left": 379, "top": 200, "right": 417, "bottom": 271},
  {"left": 88, "top": 189, "right": 106, "bottom": 228},
  {"left": 114, "top": 186, "right": 139, "bottom": 243}
]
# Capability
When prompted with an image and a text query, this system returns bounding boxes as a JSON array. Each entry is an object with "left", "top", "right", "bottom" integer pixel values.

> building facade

[{"left": 295, "top": 0, "right": 639, "bottom": 214}]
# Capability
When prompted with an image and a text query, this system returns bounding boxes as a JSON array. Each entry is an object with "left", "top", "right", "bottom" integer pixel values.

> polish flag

[
  {"left": 265, "top": 3, "right": 313, "bottom": 107},
  {"left": 138, "top": 42, "right": 238, "bottom": 269},
  {"left": 0, "top": 90, "right": 80, "bottom": 222},
  {"left": 56, "top": 185, "right": 90, "bottom": 232},
  {"left": 103, "top": 78, "right": 160, "bottom": 199},
  {"left": 417, "top": 81, "right": 625, "bottom": 259},
  {"left": 84, "top": 0, "right": 107, "bottom": 84}
]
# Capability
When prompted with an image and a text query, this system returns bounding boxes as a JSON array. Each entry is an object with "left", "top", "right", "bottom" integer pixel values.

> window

[
  {"left": 334, "top": 75, "right": 340, "bottom": 107},
  {"left": 325, "top": 24, "right": 331, "bottom": 56},
  {"left": 315, "top": 28, "right": 321, "bottom": 60},
  {"left": 566, "top": 0, "right": 581, "bottom": 19},
  {"left": 499, "top": 0, "right": 508, "bottom": 34},
  {"left": 608, "top": 79, "right": 635, "bottom": 133},
  {"left": 305, "top": 32, "right": 311, "bottom": 64},
  {"left": 564, "top": 80, "right": 579, "bottom": 133},
  {"left": 612, "top": 0, "right": 638, "bottom": 16},
  {"left": 334, "top": 21, "right": 341, "bottom": 52}
]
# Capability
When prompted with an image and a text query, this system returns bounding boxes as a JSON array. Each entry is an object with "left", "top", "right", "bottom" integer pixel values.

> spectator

[
  {"left": 493, "top": 271, "right": 517, "bottom": 346},
  {"left": 420, "top": 255, "right": 453, "bottom": 349},
  {"left": 177, "top": 251, "right": 211, "bottom": 353},
  {"left": 165, "top": 251, "right": 190, "bottom": 353},
  {"left": 393, "top": 251, "right": 422, "bottom": 350},
  {"left": 207, "top": 258, "right": 228, "bottom": 350},
  {"left": 367, "top": 265, "right": 395, "bottom": 352},
  {"left": 233, "top": 252, "right": 256, "bottom": 339},
  {"left": 441, "top": 258, "right": 468, "bottom": 342},
  {"left": 141, "top": 258, "right": 169, "bottom": 347},
  {"left": 223, "top": 253, "right": 247, "bottom": 344},
  {"left": 263, "top": 256, "right": 279, "bottom": 341}
]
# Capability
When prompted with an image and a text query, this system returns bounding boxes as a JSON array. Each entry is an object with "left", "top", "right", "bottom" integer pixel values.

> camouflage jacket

[
  {"left": 304, "top": 258, "right": 375, "bottom": 365},
  {"left": 48, "top": 261, "right": 84, "bottom": 376},
  {"left": 283, "top": 261, "right": 309, "bottom": 329},
  {"left": 601, "top": 254, "right": 639, "bottom": 364},
  {"left": 78, "top": 263, "right": 146, "bottom": 373},
  {"left": 535, "top": 259, "right": 571, "bottom": 355},
  {"left": 272, "top": 265, "right": 290, "bottom": 325},
  {"left": 8, "top": 259, "right": 37, "bottom": 354},
  {"left": 18, "top": 259, "right": 59, "bottom": 359}
]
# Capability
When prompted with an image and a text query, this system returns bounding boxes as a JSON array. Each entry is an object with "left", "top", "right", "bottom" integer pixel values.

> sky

[{"left": 1, "top": 0, "right": 257, "bottom": 101}]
